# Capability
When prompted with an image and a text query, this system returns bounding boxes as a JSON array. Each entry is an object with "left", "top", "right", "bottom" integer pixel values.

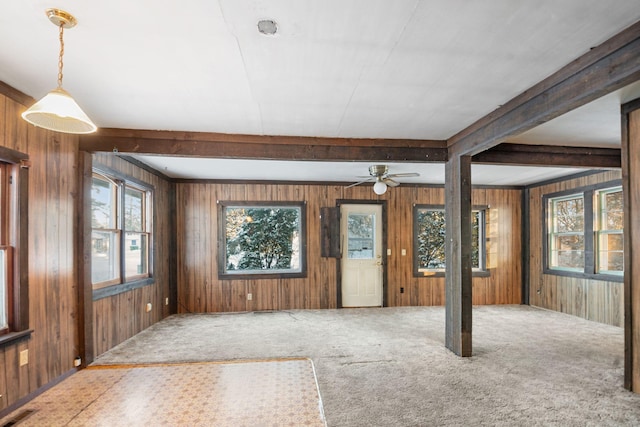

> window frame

[
  {"left": 547, "top": 193, "right": 585, "bottom": 273},
  {"left": 543, "top": 180, "right": 623, "bottom": 282},
  {"left": 217, "top": 200, "right": 307, "bottom": 280},
  {"left": 0, "top": 146, "right": 31, "bottom": 347},
  {"left": 596, "top": 186, "right": 623, "bottom": 276},
  {"left": 123, "top": 183, "right": 152, "bottom": 282},
  {"left": 91, "top": 167, "right": 154, "bottom": 296},
  {"left": 412, "top": 204, "right": 489, "bottom": 278},
  {"left": 91, "top": 173, "right": 121, "bottom": 287}
]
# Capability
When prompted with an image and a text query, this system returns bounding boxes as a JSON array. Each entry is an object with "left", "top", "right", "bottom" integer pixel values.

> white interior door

[{"left": 341, "top": 204, "right": 383, "bottom": 307}]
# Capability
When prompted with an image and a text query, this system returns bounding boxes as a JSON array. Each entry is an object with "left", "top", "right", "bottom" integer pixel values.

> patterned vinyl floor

[{"left": 0, "top": 358, "right": 326, "bottom": 427}]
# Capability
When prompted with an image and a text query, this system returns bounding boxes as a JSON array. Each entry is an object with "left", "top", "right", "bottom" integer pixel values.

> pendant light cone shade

[
  {"left": 22, "top": 9, "right": 97, "bottom": 134},
  {"left": 373, "top": 180, "right": 387, "bottom": 195},
  {"left": 22, "top": 87, "right": 97, "bottom": 134}
]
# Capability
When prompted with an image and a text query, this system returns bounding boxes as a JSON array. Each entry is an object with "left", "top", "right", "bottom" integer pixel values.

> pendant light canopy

[{"left": 22, "top": 9, "right": 97, "bottom": 134}]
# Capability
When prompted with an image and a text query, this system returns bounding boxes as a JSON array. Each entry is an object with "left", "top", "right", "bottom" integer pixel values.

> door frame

[{"left": 335, "top": 199, "right": 388, "bottom": 308}]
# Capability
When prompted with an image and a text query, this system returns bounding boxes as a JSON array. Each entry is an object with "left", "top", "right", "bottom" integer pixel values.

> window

[
  {"left": 596, "top": 187, "right": 623, "bottom": 275},
  {"left": 0, "top": 243, "right": 11, "bottom": 333},
  {"left": 347, "top": 214, "right": 375, "bottom": 259},
  {"left": 219, "top": 201, "right": 306, "bottom": 279},
  {"left": 548, "top": 194, "right": 585, "bottom": 271},
  {"left": 413, "top": 205, "right": 486, "bottom": 276},
  {"left": 0, "top": 148, "right": 30, "bottom": 344},
  {"left": 91, "top": 171, "right": 152, "bottom": 289},
  {"left": 544, "top": 182, "right": 623, "bottom": 280},
  {"left": 91, "top": 174, "right": 119, "bottom": 285},
  {"left": 0, "top": 163, "right": 10, "bottom": 334},
  {"left": 124, "top": 186, "right": 150, "bottom": 280}
]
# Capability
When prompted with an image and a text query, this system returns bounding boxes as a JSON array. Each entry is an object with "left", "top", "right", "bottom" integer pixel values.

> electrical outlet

[
  {"left": 400, "top": 287, "right": 405, "bottom": 294},
  {"left": 74, "top": 357, "right": 82, "bottom": 367},
  {"left": 401, "top": 249, "right": 407, "bottom": 256},
  {"left": 247, "top": 293, "right": 252, "bottom": 301},
  {"left": 146, "top": 303, "right": 152, "bottom": 312},
  {"left": 165, "top": 297, "right": 169, "bottom": 306},
  {"left": 19, "top": 350, "right": 28, "bottom": 366},
  {"left": 387, "top": 248, "right": 391, "bottom": 256}
]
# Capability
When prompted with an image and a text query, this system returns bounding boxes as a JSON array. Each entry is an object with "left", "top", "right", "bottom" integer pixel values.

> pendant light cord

[{"left": 57, "top": 22, "right": 65, "bottom": 88}]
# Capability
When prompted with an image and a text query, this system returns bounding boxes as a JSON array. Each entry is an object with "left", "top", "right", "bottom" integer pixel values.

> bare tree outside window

[
  {"left": 347, "top": 214, "right": 375, "bottom": 259},
  {"left": 545, "top": 184, "right": 624, "bottom": 279},
  {"left": 414, "top": 207, "right": 484, "bottom": 274},
  {"left": 548, "top": 195, "right": 585, "bottom": 271},
  {"left": 416, "top": 210, "right": 447, "bottom": 270},
  {"left": 597, "top": 188, "right": 623, "bottom": 274}
]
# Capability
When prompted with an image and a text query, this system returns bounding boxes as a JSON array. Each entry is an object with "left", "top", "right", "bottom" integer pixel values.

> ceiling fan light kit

[
  {"left": 21, "top": 8, "right": 97, "bottom": 134},
  {"left": 373, "top": 180, "right": 388, "bottom": 195}
]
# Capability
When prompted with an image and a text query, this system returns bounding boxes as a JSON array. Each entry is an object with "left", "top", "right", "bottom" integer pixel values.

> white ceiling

[
  {"left": 1, "top": 1, "right": 639, "bottom": 185},
  {"left": 510, "top": 81, "right": 640, "bottom": 148}
]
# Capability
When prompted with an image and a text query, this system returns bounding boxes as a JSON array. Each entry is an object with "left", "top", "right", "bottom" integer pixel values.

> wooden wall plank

[{"left": 0, "top": 349, "right": 5, "bottom": 411}]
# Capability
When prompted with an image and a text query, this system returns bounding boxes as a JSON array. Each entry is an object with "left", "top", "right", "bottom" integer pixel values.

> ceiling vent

[{"left": 257, "top": 19, "right": 278, "bottom": 36}]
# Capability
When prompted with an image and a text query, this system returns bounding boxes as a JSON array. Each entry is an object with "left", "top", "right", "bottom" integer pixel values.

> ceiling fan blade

[
  {"left": 387, "top": 172, "right": 420, "bottom": 178},
  {"left": 383, "top": 178, "right": 400, "bottom": 187},
  {"left": 346, "top": 178, "right": 374, "bottom": 188}
]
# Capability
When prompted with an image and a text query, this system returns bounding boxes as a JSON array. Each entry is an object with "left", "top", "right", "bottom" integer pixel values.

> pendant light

[{"left": 22, "top": 9, "right": 97, "bottom": 134}]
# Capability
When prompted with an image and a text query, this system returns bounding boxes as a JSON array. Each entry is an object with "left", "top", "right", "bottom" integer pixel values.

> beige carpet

[
  {"left": 0, "top": 359, "right": 325, "bottom": 427},
  {"left": 92, "top": 305, "right": 640, "bottom": 426}
]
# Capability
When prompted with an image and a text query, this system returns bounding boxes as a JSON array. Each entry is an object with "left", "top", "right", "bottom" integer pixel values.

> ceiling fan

[{"left": 347, "top": 165, "right": 420, "bottom": 195}]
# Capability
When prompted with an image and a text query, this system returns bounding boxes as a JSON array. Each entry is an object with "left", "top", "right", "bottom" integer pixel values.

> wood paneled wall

[
  {"left": 91, "top": 153, "right": 175, "bottom": 357},
  {"left": 176, "top": 183, "right": 522, "bottom": 313},
  {"left": 0, "top": 86, "right": 175, "bottom": 414},
  {"left": 0, "top": 91, "right": 80, "bottom": 412},
  {"left": 528, "top": 170, "right": 624, "bottom": 327}
]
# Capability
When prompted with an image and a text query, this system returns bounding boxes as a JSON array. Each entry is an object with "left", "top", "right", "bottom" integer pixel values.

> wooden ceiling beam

[
  {"left": 472, "top": 143, "right": 621, "bottom": 168},
  {"left": 0, "top": 81, "right": 34, "bottom": 106},
  {"left": 448, "top": 20, "right": 640, "bottom": 157},
  {"left": 78, "top": 128, "right": 447, "bottom": 162}
]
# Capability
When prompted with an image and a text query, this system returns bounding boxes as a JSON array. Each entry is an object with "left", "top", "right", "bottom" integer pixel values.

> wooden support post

[
  {"left": 445, "top": 154, "right": 473, "bottom": 357},
  {"left": 622, "top": 98, "right": 640, "bottom": 392}
]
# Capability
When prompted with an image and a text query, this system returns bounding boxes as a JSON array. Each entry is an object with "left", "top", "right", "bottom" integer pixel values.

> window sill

[
  {"left": 92, "top": 277, "right": 155, "bottom": 300},
  {"left": 218, "top": 271, "right": 307, "bottom": 280},
  {"left": 0, "top": 329, "right": 33, "bottom": 348},
  {"left": 543, "top": 268, "right": 623, "bottom": 283},
  {"left": 413, "top": 270, "right": 491, "bottom": 278}
]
